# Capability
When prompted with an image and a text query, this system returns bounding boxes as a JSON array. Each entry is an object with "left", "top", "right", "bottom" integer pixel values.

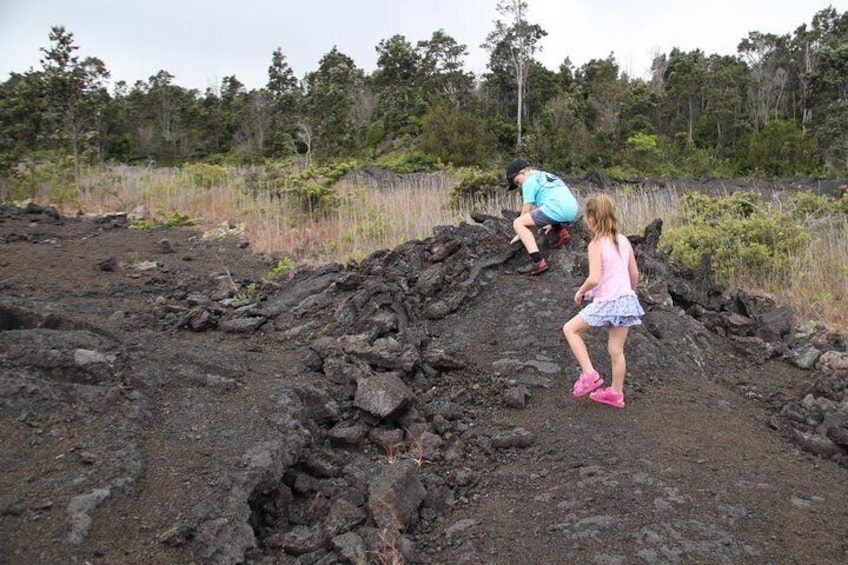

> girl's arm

[
  {"left": 574, "top": 240, "right": 601, "bottom": 304},
  {"left": 627, "top": 240, "right": 639, "bottom": 290}
]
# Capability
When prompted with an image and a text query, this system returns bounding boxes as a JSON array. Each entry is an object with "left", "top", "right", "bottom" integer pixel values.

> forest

[{"left": 0, "top": 2, "right": 846, "bottom": 187}]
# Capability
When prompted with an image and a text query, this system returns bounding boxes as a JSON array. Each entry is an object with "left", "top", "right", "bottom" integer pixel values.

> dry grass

[
  {"left": 614, "top": 186, "right": 685, "bottom": 235},
  {"left": 16, "top": 165, "right": 848, "bottom": 332},
  {"left": 66, "top": 164, "right": 507, "bottom": 267},
  {"left": 763, "top": 218, "right": 848, "bottom": 329}
]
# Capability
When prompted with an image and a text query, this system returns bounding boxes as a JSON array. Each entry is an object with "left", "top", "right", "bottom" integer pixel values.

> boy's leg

[
  {"left": 514, "top": 211, "right": 550, "bottom": 274},
  {"left": 512, "top": 213, "right": 539, "bottom": 254}
]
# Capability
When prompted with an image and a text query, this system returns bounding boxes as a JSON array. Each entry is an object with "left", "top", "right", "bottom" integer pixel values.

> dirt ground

[{"left": 1, "top": 199, "right": 847, "bottom": 565}]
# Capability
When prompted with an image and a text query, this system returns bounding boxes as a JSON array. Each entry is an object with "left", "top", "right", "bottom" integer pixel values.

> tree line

[{"left": 0, "top": 1, "right": 846, "bottom": 181}]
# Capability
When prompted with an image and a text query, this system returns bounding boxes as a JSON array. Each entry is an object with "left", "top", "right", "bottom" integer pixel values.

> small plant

[
  {"left": 370, "top": 528, "right": 405, "bottom": 565},
  {"left": 266, "top": 257, "right": 291, "bottom": 281},
  {"left": 384, "top": 443, "right": 400, "bottom": 464},
  {"left": 235, "top": 282, "right": 257, "bottom": 301},
  {"left": 356, "top": 212, "right": 391, "bottom": 242},
  {"left": 404, "top": 428, "right": 427, "bottom": 467},
  {"left": 214, "top": 248, "right": 242, "bottom": 298}
]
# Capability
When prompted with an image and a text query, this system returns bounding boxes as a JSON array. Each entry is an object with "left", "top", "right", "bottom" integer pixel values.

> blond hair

[{"left": 584, "top": 193, "right": 620, "bottom": 249}]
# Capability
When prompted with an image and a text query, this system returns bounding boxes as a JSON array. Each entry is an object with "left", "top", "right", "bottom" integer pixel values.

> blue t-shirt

[{"left": 521, "top": 170, "right": 579, "bottom": 222}]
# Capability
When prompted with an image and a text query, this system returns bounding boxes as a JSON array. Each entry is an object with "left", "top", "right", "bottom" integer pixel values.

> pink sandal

[
  {"left": 572, "top": 370, "right": 603, "bottom": 397},
  {"left": 589, "top": 387, "right": 625, "bottom": 408}
]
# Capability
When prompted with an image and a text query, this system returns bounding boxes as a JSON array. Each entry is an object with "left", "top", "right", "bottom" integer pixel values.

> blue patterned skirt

[{"left": 579, "top": 295, "right": 644, "bottom": 328}]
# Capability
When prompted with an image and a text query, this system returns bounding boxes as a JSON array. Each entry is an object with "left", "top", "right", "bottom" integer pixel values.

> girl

[{"left": 563, "top": 194, "right": 644, "bottom": 408}]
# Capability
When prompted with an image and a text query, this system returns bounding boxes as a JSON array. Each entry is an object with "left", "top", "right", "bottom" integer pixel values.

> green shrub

[
  {"left": 182, "top": 163, "right": 227, "bottom": 189},
  {"left": 606, "top": 165, "right": 641, "bottom": 181},
  {"left": 129, "top": 210, "right": 196, "bottom": 230},
  {"left": 3, "top": 151, "right": 77, "bottom": 203},
  {"left": 448, "top": 168, "right": 502, "bottom": 209},
  {"left": 418, "top": 102, "right": 495, "bottom": 166},
  {"left": 266, "top": 257, "right": 291, "bottom": 281},
  {"left": 679, "top": 191, "right": 759, "bottom": 224},
  {"left": 287, "top": 160, "right": 359, "bottom": 215},
  {"left": 786, "top": 190, "right": 847, "bottom": 219},
  {"left": 355, "top": 211, "right": 391, "bottom": 241},
  {"left": 624, "top": 132, "right": 661, "bottom": 172},
  {"left": 661, "top": 192, "right": 811, "bottom": 283}
]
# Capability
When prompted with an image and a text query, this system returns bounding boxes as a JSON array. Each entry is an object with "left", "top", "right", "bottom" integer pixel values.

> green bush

[
  {"left": 373, "top": 150, "right": 441, "bottom": 173},
  {"left": 679, "top": 191, "right": 759, "bottom": 224},
  {"left": 355, "top": 211, "right": 391, "bottom": 241},
  {"left": 129, "top": 210, "right": 196, "bottom": 230},
  {"left": 3, "top": 150, "right": 77, "bottom": 203},
  {"left": 182, "top": 163, "right": 227, "bottom": 189},
  {"left": 287, "top": 160, "right": 360, "bottom": 215},
  {"left": 624, "top": 132, "right": 661, "bottom": 172},
  {"left": 661, "top": 192, "right": 811, "bottom": 283},
  {"left": 448, "top": 168, "right": 502, "bottom": 209},
  {"left": 418, "top": 102, "right": 495, "bottom": 166},
  {"left": 786, "top": 190, "right": 847, "bottom": 220}
]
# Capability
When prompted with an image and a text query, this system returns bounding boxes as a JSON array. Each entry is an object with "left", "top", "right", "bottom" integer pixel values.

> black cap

[{"left": 506, "top": 159, "right": 530, "bottom": 190}]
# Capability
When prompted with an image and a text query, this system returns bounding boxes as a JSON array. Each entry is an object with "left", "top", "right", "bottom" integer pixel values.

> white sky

[{"left": 1, "top": 0, "right": 845, "bottom": 92}]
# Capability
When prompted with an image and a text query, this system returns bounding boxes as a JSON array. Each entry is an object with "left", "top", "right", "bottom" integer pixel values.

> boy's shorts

[{"left": 530, "top": 208, "right": 560, "bottom": 228}]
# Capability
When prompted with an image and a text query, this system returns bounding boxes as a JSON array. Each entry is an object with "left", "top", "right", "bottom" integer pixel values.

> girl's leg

[
  {"left": 563, "top": 315, "right": 593, "bottom": 374},
  {"left": 513, "top": 213, "right": 539, "bottom": 254},
  {"left": 607, "top": 326, "right": 629, "bottom": 393}
]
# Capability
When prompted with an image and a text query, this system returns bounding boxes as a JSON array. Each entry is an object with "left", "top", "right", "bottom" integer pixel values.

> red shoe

[
  {"left": 517, "top": 258, "right": 548, "bottom": 275},
  {"left": 549, "top": 227, "right": 571, "bottom": 249}
]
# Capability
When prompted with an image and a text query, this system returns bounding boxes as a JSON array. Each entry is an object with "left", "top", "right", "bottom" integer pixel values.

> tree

[
  {"left": 747, "top": 119, "right": 811, "bottom": 175},
  {"left": 572, "top": 55, "right": 629, "bottom": 163},
  {"left": 124, "top": 71, "right": 203, "bottom": 163},
  {"left": 417, "top": 30, "right": 474, "bottom": 108},
  {"left": 700, "top": 55, "right": 748, "bottom": 152},
  {"left": 39, "top": 26, "right": 110, "bottom": 179},
  {"left": 266, "top": 48, "right": 302, "bottom": 156},
  {"left": 303, "top": 47, "right": 366, "bottom": 160},
  {"left": 373, "top": 34, "right": 424, "bottom": 138},
  {"left": 0, "top": 71, "right": 46, "bottom": 162},
  {"left": 737, "top": 31, "right": 792, "bottom": 128},
  {"left": 483, "top": 0, "right": 547, "bottom": 147},
  {"left": 267, "top": 48, "right": 299, "bottom": 100},
  {"left": 662, "top": 49, "right": 707, "bottom": 144},
  {"left": 418, "top": 101, "right": 495, "bottom": 166},
  {"left": 797, "top": 8, "right": 848, "bottom": 172}
]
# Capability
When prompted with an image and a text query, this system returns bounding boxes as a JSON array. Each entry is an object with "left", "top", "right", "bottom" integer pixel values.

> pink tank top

[{"left": 586, "top": 234, "right": 636, "bottom": 302}]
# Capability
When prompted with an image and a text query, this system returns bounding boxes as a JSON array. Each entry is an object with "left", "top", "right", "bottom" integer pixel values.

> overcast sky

[{"left": 1, "top": 0, "right": 845, "bottom": 92}]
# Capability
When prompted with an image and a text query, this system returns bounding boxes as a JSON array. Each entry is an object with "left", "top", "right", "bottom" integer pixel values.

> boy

[{"left": 506, "top": 159, "right": 579, "bottom": 275}]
